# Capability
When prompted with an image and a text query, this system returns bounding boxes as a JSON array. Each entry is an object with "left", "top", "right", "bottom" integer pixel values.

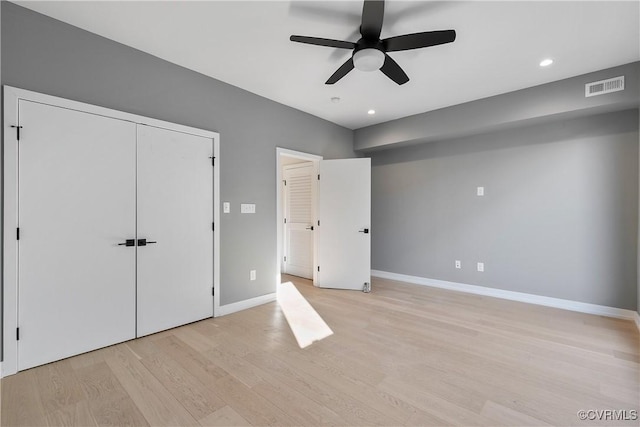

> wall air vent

[{"left": 585, "top": 76, "right": 624, "bottom": 97}]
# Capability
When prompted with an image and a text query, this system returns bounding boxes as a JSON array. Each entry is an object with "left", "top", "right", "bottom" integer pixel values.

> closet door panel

[
  {"left": 18, "top": 100, "right": 137, "bottom": 370},
  {"left": 136, "top": 125, "right": 214, "bottom": 336}
]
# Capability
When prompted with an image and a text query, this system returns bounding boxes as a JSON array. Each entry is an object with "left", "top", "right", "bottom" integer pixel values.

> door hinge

[
  {"left": 284, "top": 218, "right": 287, "bottom": 224},
  {"left": 317, "top": 220, "right": 320, "bottom": 226},
  {"left": 283, "top": 180, "right": 286, "bottom": 186},
  {"left": 11, "top": 125, "right": 23, "bottom": 141},
  {"left": 317, "top": 266, "right": 320, "bottom": 272},
  {"left": 16, "top": 328, "right": 20, "bottom": 340},
  {"left": 284, "top": 256, "right": 287, "bottom": 262},
  {"left": 212, "top": 287, "right": 215, "bottom": 296},
  {"left": 212, "top": 222, "right": 215, "bottom": 231},
  {"left": 317, "top": 174, "right": 320, "bottom": 180},
  {"left": 16, "top": 227, "right": 20, "bottom": 240},
  {"left": 209, "top": 156, "right": 215, "bottom": 166}
]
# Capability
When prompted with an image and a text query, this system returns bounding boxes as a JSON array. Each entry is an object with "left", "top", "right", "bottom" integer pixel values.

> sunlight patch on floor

[{"left": 277, "top": 281, "right": 333, "bottom": 348}]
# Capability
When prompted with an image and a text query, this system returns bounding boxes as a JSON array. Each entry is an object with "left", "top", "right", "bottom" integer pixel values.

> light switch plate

[
  {"left": 477, "top": 262, "right": 484, "bottom": 272},
  {"left": 241, "top": 203, "right": 256, "bottom": 214},
  {"left": 223, "top": 202, "right": 230, "bottom": 213},
  {"left": 477, "top": 186, "right": 485, "bottom": 196}
]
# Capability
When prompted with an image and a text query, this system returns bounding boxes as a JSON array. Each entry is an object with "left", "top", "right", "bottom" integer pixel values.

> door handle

[
  {"left": 305, "top": 226, "right": 314, "bottom": 231},
  {"left": 118, "top": 239, "right": 135, "bottom": 247},
  {"left": 358, "top": 228, "right": 369, "bottom": 234},
  {"left": 137, "top": 239, "right": 157, "bottom": 247}
]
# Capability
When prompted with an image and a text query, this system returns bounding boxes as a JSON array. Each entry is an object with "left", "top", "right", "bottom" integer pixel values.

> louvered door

[{"left": 283, "top": 163, "right": 315, "bottom": 279}]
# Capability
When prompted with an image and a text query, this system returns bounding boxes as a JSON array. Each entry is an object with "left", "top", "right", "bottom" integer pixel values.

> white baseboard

[
  {"left": 371, "top": 270, "right": 638, "bottom": 322},
  {"left": 634, "top": 312, "right": 640, "bottom": 332},
  {"left": 216, "top": 292, "right": 277, "bottom": 317}
]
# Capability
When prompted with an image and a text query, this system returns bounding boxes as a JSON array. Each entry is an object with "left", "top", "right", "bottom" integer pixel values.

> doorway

[
  {"left": 276, "top": 148, "right": 322, "bottom": 285},
  {"left": 276, "top": 148, "right": 372, "bottom": 292}
]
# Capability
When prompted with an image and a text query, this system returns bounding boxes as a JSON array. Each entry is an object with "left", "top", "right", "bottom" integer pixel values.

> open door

[{"left": 317, "top": 158, "right": 371, "bottom": 290}]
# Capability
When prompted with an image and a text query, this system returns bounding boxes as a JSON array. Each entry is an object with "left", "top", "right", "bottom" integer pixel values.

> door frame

[
  {"left": 2, "top": 86, "right": 221, "bottom": 377},
  {"left": 276, "top": 148, "right": 322, "bottom": 287}
]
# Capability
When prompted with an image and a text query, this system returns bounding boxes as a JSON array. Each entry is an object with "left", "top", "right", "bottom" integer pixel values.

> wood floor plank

[
  {"left": 140, "top": 347, "right": 226, "bottom": 420},
  {"left": 74, "top": 361, "right": 149, "bottom": 427},
  {"left": 212, "top": 374, "right": 297, "bottom": 426},
  {"left": 103, "top": 344, "right": 199, "bottom": 426},
  {"left": 198, "top": 405, "right": 250, "bottom": 426},
  {"left": 153, "top": 335, "right": 228, "bottom": 385},
  {"left": 273, "top": 344, "right": 420, "bottom": 424},
  {"left": 203, "top": 346, "right": 268, "bottom": 388},
  {"left": 32, "top": 360, "right": 85, "bottom": 415},
  {"left": 251, "top": 378, "right": 344, "bottom": 426},
  {"left": 244, "top": 348, "right": 398, "bottom": 426},
  {"left": 171, "top": 325, "right": 219, "bottom": 354},
  {"left": 1, "top": 370, "right": 49, "bottom": 427},
  {"left": 45, "top": 400, "right": 97, "bottom": 427},
  {"left": 480, "top": 400, "right": 551, "bottom": 427}
]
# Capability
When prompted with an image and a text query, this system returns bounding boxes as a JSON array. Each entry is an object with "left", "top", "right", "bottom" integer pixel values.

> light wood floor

[{"left": 2, "top": 275, "right": 638, "bottom": 426}]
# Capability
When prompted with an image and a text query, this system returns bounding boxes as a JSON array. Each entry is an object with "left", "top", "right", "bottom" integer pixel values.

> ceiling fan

[{"left": 290, "top": 0, "right": 456, "bottom": 85}]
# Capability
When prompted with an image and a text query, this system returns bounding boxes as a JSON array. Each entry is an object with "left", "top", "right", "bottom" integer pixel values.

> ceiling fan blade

[
  {"left": 325, "top": 58, "right": 355, "bottom": 85},
  {"left": 380, "top": 54, "right": 409, "bottom": 85},
  {"left": 290, "top": 35, "right": 356, "bottom": 50},
  {"left": 360, "top": 0, "right": 385, "bottom": 40},
  {"left": 383, "top": 30, "right": 456, "bottom": 52}
]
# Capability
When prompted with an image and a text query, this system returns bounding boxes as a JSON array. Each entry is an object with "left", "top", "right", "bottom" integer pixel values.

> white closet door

[
  {"left": 284, "top": 163, "right": 315, "bottom": 279},
  {"left": 18, "top": 100, "right": 137, "bottom": 371},
  {"left": 136, "top": 125, "right": 214, "bottom": 337}
]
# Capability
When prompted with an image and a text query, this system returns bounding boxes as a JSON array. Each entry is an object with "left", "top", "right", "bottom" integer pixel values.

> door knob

[
  {"left": 305, "top": 226, "right": 314, "bottom": 231},
  {"left": 358, "top": 228, "right": 369, "bottom": 234},
  {"left": 118, "top": 239, "right": 135, "bottom": 247}
]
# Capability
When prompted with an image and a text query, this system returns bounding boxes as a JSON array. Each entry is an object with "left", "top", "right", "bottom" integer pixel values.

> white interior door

[
  {"left": 136, "top": 125, "right": 214, "bottom": 337},
  {"left": 283, "top": 163, "right": 315, "bottom": 279},
  {"left": 317, "top": 158, "right": 371, "bottom": 290},
  {"left": 18, "top": 100, "right": 137, "bottom": 370}
]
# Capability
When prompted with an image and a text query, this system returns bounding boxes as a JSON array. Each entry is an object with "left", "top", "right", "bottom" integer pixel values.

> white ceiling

[{"left": 15, "top": 1, "right": 640, "bottom": 130}]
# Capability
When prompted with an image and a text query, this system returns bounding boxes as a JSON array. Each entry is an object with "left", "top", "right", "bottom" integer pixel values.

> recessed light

[
  {"left": 368, "top": 109, "right": 376, "bottom": 115},
  {"left": 331, "top": 97, "right": 341, "bottom": 103},
  {"left": 539, "top": 58, "right": 553, "bottom": 67}
]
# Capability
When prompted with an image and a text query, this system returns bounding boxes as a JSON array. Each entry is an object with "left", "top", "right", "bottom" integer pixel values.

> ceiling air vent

[{"left": 585, "top": 76, "right": 624, "bottom": 97}]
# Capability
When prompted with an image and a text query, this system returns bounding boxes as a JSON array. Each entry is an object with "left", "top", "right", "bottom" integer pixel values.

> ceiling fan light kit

[
  {"left": 290, "top": 0, "right": 456, "bottom": 85},
  {"left": 353, "top": 48, "right": 385, "bottom": 71}
]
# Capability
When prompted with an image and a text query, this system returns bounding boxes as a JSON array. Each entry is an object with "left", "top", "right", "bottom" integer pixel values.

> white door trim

[
  {"left": 2, "top": 86, "right": 221, "bottom": 376},
  {"left": 276, "top": 148, "right": 322, "bottom": 287}
]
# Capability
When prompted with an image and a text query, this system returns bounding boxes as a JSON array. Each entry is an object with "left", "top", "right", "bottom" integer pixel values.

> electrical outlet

[
  {"left": 477, "top": 186, "right": 485, "bottom": 196},
  {"left": 250, "top": 270, "right": 256, "bottom": 281},
  {"left": 455, "top": 260, "right": 461, "bottom": 269},
  {"left": 477, "top": 262, "right": 484, "bottom": 272},
  {"left": 241, "top": 203, "right": 256, "bottom": 214}
]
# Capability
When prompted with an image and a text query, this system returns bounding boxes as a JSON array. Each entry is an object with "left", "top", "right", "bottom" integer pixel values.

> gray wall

[
  {"left": 371, "top": 110, "right": 638, "bottom": 310},
  {"left": 0, "top": 2, "right": 355, "bottom": 307}
]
